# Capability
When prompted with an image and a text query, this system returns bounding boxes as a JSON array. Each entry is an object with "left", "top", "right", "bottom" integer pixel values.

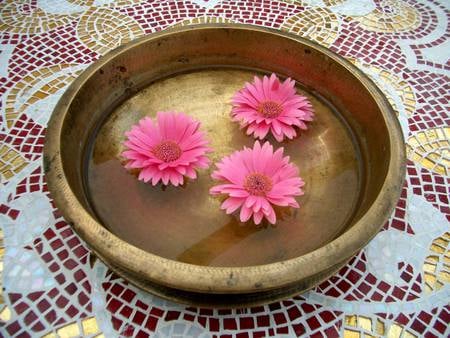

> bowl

[{"left": 44, "top": 24, "right": 405, "bottom": 307}]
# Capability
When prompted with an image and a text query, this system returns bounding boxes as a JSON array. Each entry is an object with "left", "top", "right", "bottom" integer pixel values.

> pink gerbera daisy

[
  {"left": 210, "top": 141, "right": 304, "bottom": 225},
  {"left": 231, "top": 73, "right": 314, "bottom": 142},
  {"left": 122, "top": 112, "right": 211, "bottom": 186}
]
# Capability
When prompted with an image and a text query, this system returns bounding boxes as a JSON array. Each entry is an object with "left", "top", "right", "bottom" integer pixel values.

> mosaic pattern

[
  {"left": 77, "top": 7, "right": 144, "bottom": 55},
  {"left": 423, "top": 232, "right": 450, "bottom": 293},
  {"left": 171, "top": 15, "right": 235, "bottom": 27},
  {"left": 0, "top": 0, "right": 79, "bottom": 35},
  {"left": 42, "top": 316, "right": 102, "bottom": 337},
  {"left": 281, "top": 7, "right": 340, "bottom": 47},
  {"left": 351, "top": 59, "right": 417, "bottom": 137},
  {"left": 352, "top": 59, "right": 416, "bottom": 116},
  {"left": 407, "top": 127, "right": 450, "bottom": 176},
  {"left": 0, "top": 0, "right": 449, "bottom": 337},
  {"left": 0, "top": 144, "right": 27, "bottom": 183},
  {"left": 1, "top": 64, "right": 86, "bottom": 129},
  {"left": 353, "top": 0, "right": 420, "bottom": 33},
  {"left": 343, "top": 315, "right": 419, "bottom": 338}
]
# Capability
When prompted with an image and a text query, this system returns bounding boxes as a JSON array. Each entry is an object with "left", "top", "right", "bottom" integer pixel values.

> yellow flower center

[
  {"left": 244, "top": 173, "right": 273, "bottom": 196},
  {"left": 153, "top": 140, "right": 182, "bottom": 162},
  {"left": 257, "top": 101, "right": 283, "bottom": 118}
]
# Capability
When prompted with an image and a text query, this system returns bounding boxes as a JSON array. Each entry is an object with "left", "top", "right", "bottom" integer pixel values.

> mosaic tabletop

[{"left": 0, "top": 0, "right": 449, "bottom": 337}]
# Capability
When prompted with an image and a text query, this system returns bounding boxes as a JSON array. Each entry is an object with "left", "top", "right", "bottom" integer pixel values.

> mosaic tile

[
  {"left": 205, "top": 0, "right": 298, "bottom": 28},
  {"left": 423, "top": 232, "right": 450, "bottom": 293},
  {"left": 0, "top": 0, "right": 449, "bottom": 337},
  {"left": 0, "top": 0, "right": 79, "bottom": 35},
  {"left": 170, "top": 15, "right": 236, "bottom": 27},
  {"left": 41, "top": 315, "right": 102, "bottom": 337},
  {"left": 352, "top": 59, "right": 416, "bottom": 116},
  {"left": 0, "top": 116, "right": 45, "bottom": 161},
  {"left": 406, "top": 160, "right": 450, "bottom": 221},
  {"left": 350, "top": 58, "right": 417, "bottom": 137},
  {"left": 76, "top": 6, "right": 145, "bottom": 55},
  {"left": 1, "top": 64, "right": 86, "bottom": 129},
  {"left": 353, "top": 0, "right": 420, "bottom": 33},
  {"left": 407, "top": 127, "right": 449, "bottom": 176},
  {"left": 343, "top": 315, "right": 419, "bottom": 338},
  {"left": 281, "top": 7, "right": 340, "bottom": 46},
  {"left": 62, "top": 0, "right": 144, "bottom": 10},
  {"left": 0, "top": 144, "right": 28, "bottom": 183},
  {"left": 2, "top": 23, "right": 97, "bottom": 91}
]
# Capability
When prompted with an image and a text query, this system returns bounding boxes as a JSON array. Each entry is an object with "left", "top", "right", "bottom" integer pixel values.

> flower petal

[
  {"left": 253, "top": 211, "right": 264, "bottom": 225},
  {"left": 239, "top": 206, "right": 252, "bottom": 223},
  {"left": 221, "top": 197, "right": 245, "bottom": 214}
]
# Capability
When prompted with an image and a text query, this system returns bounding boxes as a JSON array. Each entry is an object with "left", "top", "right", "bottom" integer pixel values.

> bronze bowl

[{"left": 44, "top": 25, "right": 405, "bottom": 307}]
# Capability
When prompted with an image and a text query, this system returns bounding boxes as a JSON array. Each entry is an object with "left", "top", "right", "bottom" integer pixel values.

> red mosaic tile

[
  {"left": 239, "top": 317, "right": 255, "bottom": 330},
  {"left": 6, "top": 321, "right": 22, "bottom": 336},
  {"left": 224, "top": 317, "right": 238, "bottom": 330},
  {"left": 164, "top": 311, "right": 180, "bottom": 321},
  {"left": 306, "top": 316, "right": 321, "bottom": 330},
  {"left": 144, "top": 316, "right": 158, "bottom": 331}
]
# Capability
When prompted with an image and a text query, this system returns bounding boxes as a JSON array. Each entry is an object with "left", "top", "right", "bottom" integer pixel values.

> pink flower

[
  {"left": 210, "top": 141, "right": 304, "bottom": 225},
  {"left": 122, "top": 112, "right": 211, "bottom": 186},
  {"left": 231, "top": 73, "right": 314, "bottom": 142}
]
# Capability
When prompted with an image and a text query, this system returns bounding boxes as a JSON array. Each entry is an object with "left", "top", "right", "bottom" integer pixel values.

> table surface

[{"left": 0, "top": 0, "right": 449, "bottom": 337}]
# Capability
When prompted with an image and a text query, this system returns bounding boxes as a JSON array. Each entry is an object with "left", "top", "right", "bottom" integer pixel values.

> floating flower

[
  {"left": 231, "top": 73, "right": 314, "bottom": 142},
  {"left": 122, "top": 112, "right": 211, "bottom": 186},
  {"left": 210, "top": 141, "right": 304, "bottom": 225}
]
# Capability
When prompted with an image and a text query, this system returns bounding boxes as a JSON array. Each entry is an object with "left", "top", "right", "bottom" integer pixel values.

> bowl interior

[
  {"left": 56, "top": 26, "right": 392, "bottom": 273},
  {"left": 87, "top": 68, "right": 361, "bottom": 267}
]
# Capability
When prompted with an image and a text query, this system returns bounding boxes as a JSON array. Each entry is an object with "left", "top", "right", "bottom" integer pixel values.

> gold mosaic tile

[
  {"left": 82, "top": 316, "right": 101, "bottom": 335},
  {"left": 171, "top": 16, "right": 235, "bottom": 28},
  {"left": 68, "top": 0, "right": 144, "bottom": 6},
  {"left": 358, "top": 316, "right": 372, "bottom": 331},
  {"left": 42, "top": 316, "right": 101, "bottom": 337},
  {"left": 323, "top": 0, "right": 346, "bottom": 5},
  {"left": 344, "top": 315, "right": 417, "bottom": 338},
  {"left": 106, "top": 0, "right": 144, "bottom": 6},
  {"left": 423, "top": 232, "right": 450, "bottom": 293},
  {"left": 3, "top": 64, "right": 83, "bottom": 129},
  {"left": 352, "top": 59, "right": 416, "bottom": 117},
  {"left": 77, "top": 7, "right": 144, "bottom": 55},
  {"left": 354, "top": 0, "right": 420, "bottom": 33},
  {"left": 42, "top": 334, "right": 57, "bottom": 338},
  {"left": 376, "top": 319, "right": 385, "bottom": 335},
  {"left": 281, "top": 7, "right": 339, "bottom": 47},
  {"left": 67, "top": 0, "right": 95, "bottom": 5},
  {"left": 0, "top": 0, "right": 78, "bottom": 35},
  {"left": 0, "top": 306, "right": 11, "bottom": 322},
  {"left": 0, "top": 144, "right": 28, "bottom": 182},
  {"left": 56, "top": 322, "right": 80, "bottom": 337},
  {"left": 407, "top": 127, "right": 450, "bottom": 176},
  {"left": 344, "top": 329, "right": 360, "bottom": 338},
  {"left": 279, "top": 0, "right": 303, "bottom": 5}
]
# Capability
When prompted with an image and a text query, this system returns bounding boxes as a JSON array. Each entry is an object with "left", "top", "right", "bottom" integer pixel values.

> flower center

[
  {"left": 153, "top": 140, "right": 182, "bottom": 162},
  {"left": 257, "top": 101, "right": 283, "bottom": 118},
  {"left": 244, "top": 173, "right": 273, "bottom": 196}
]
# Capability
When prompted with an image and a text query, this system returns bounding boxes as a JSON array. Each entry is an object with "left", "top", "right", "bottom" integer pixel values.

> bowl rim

[{"left": 44, "top": 24, "right": 406, "bottom": 294}]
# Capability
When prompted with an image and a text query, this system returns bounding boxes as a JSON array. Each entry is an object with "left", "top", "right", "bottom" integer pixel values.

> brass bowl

[{"left": 44, "top": 25, "right": 405, "bottom": 307}]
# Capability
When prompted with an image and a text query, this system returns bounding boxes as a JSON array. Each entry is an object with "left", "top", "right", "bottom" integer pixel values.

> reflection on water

[{"left": 86, "top": 69, "right": 361, "bottom": 267}]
